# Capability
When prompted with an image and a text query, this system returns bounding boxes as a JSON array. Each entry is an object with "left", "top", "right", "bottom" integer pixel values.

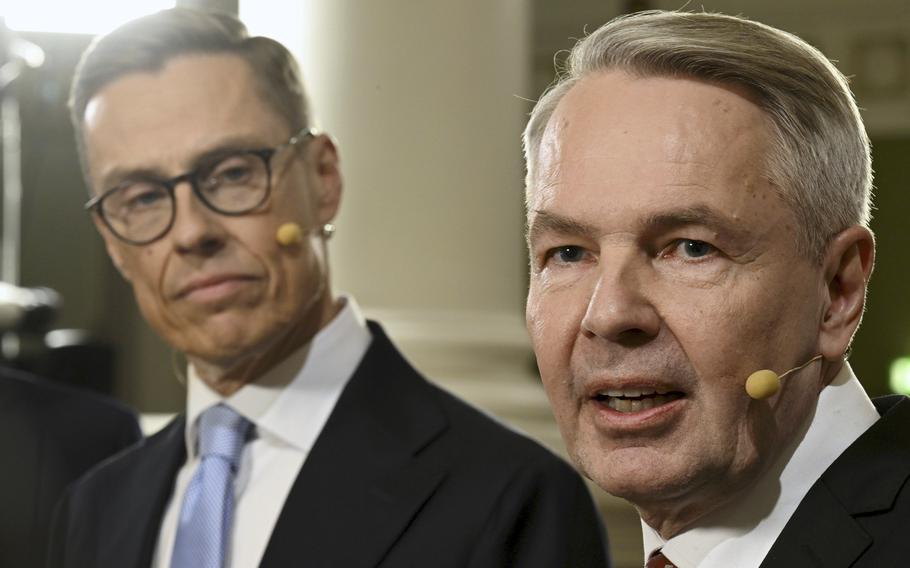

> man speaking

[
  {"left": 523, "top": 10, "right": 909, "bottom": 567},
  {"left": 49, "top": 7, "right": 608, "bottom": 567}
]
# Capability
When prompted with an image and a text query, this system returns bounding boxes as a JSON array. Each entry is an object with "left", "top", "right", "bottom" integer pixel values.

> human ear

[
  {"left": 817, "top": 225, "right": 875, "bottom": 359},
  {"left": 306, "top": 133, "right": 342, "bottom": 225}
]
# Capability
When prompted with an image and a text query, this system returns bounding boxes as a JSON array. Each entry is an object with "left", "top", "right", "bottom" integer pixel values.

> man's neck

[{"left": 635, "top": 467, "right": 771, "bottom": 540}]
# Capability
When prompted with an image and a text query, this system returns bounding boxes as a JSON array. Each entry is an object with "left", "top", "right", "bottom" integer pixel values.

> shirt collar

[
  {"left": 184, "top": 295, "right": 372, "bottom": 458},
  {"left": 642, "top": 363, "right": 880, "bottom": 567}
]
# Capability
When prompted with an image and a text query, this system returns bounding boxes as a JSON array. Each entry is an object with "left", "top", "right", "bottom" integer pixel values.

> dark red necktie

[{"left": 646, "top": 550, "right": 678, "bottom": 568}]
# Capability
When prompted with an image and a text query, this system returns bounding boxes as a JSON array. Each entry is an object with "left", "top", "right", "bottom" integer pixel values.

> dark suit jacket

[
  {"left": 0, "top": 366, "right": 141, "bottom": 568},
  {"left": 50, "top": 323, "right": 609, "bottom": 567},
  {"left": 761, "top": 395, "right": 910, "bottom": 567}
]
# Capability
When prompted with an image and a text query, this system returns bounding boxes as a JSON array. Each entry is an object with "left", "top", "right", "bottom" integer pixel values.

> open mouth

[{"left": 593, "top": 389, "right": 684, "bottom": 413}]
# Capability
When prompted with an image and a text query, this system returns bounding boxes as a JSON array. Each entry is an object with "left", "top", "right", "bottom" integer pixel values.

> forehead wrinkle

[{"left": 543, "top": 150, "right": 720, "bottom": 193}]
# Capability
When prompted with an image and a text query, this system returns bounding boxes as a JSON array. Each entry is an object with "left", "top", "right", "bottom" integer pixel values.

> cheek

[
  {"left": 659, "top": 280, "right": 763, "bottom": 371},
  {"left": 528, "top": 266, "right": 593, "bottom": 316},
  {"left": 237, "top": 219, "right": 294, "bottom": 277},
  {"left": 528, "top": 290, "right": 584, "bottom": 438},
  {"left": 526, "top": 278, "right": 591, "bottom": 386},
  {"left": 267, "top": 236, "right": 325, "bottom": 309},
  {"left": 122, "top": 247, "right": 168, "bottom": 299},
  {"left": 259, "top": 254, "right": 296, "bottom": 311},
  {"left": 527, "top": 283, "right": 568, "bottom": 350}
]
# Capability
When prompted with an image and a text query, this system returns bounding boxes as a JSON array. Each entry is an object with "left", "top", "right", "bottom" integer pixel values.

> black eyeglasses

[{"left": 85, "top": 128, "right": 314, "bottom": 245}]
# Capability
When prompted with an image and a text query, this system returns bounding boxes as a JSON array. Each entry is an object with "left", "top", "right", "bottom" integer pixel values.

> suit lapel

[
  {"left": 759, "top": 481, "right": 870, "bottom": 567},
  {"left": 260, "top": 323, "right": 449, "bottom": 568},
  {"left": 761, "top": 396, "right": 910, "bottom": 567},
  {"left": 101, "top": 416, "right": 187, "bottom": 568}
]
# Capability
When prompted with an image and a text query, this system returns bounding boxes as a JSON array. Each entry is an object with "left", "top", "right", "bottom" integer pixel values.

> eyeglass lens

[{"left": 101, "top": 151, "right": 270, "bottom": 243}]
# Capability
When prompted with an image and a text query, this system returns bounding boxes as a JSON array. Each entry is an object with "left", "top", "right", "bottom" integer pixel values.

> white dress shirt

[
  {"left": 642, "top": 363, "right": 880, "bottom": 568},
  {"left": 152, "top": 296, "right": 372, "bottom": 568}
]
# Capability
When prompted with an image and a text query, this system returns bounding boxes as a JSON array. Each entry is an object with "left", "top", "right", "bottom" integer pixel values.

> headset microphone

[
  {"left": 745, "top": 354, "right": 824, "bottom": 400},
  {"left": 276, "top": 222, "right": 336, "bottom": 246},
  {"left": 276, "top": 222, "right": 304, "bottom": 246}
]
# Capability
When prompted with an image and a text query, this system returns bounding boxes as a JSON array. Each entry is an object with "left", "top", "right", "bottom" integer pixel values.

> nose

[
  {"left": 580, "top": 257, "right": 660, "bottom": 345},
  {"left": 169, "top": 182, "right": 226, "bottom": 256}
]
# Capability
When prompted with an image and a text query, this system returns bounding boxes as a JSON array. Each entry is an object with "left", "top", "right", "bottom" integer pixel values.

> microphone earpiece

[
  {"left": 745, "top": 354, "right": 824, "bottom": 400},
  {"left": 276, "top": 222, "right": 337, "bottom": 246},
  {"left": 276, "top": 222, "right": 303, "bottom": 246},
  {"left": 745, "top": 370, "right": 781, "bottom": 400}
]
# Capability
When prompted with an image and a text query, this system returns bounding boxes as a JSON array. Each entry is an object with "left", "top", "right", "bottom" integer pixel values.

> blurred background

[{"left": 0, "top": 0, "right": 906, "bottom": 565}]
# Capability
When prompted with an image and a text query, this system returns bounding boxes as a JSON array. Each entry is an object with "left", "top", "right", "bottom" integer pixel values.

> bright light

[
  {"left": 0, "top": 0, "right": 175, "bottom": 35},
  {"left": 889, "top": 357, "right": 910, "bottom": 395},
  {"left": 239, "top": 1, "right": 304, "bottom": 51}
]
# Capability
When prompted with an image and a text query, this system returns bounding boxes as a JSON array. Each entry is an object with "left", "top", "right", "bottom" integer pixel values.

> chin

[
  {"left": 575, "top": 444, "right": 699, "bottom": 502},
  {"left": 182, "top": 322, "right": 271, "bottom": 362}
]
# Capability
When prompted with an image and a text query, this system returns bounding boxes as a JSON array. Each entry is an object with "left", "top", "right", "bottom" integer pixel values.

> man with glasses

[
  {"left": 49, "top": 8, "right": 608, "bottom": 568},
  {"left": 84, "top": 128, "right": 315, "bottom": 247}
]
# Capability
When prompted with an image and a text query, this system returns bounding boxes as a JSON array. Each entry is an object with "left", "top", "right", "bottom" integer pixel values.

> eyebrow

[
  {"left": 642, "top": 205, "right": 747, "bottom": 240},
  {"left": 527, "top": 204, "right": 748, "bottom": 245},
  {"left": 526, "top": 210, "right": 600, "bottom": 245},
  {"left": 97, "top": 134, "right": 275, "bottom": 191}
]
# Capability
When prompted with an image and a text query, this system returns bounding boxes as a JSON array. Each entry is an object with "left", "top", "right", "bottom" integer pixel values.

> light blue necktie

[{"left": 171, "top": 403, "right": 252, "bottom": 568}]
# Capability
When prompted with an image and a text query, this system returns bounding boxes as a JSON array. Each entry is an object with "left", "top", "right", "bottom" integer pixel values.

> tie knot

[
  {"left": 646, "top": 550, "right": 677, "bottom": 568},
  {"left": 197, "top": 404, "right": 252, "bottom": 469}
]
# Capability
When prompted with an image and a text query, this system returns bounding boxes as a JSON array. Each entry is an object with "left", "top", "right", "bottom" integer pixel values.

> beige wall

[{"left": 244, "top": 1, "right": 532, "bottom": 316}]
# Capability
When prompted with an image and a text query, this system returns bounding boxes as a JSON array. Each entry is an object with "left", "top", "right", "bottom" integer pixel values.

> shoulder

[
  {"left": 426, "top": 378, "right": 573, "bottom": 472},
  {"left": 56, "top": 414, "right": 183, "bottom": 540},
  {"left": 49, "top": 416, "right": 185, "bottom": 567},
  {"left": 836, "top": 395, "right": 910, "bottom": 463},
  {"left": 0, "top": 366, "right": 137, "bottom": 422},
  {"left": 352, "top": 327, "right": 608, "bottom": 564},
  {"left": 360, "top": 322, "right": 576, "bottom": 478},
  {"left": 872, "top": 394, "right": 910, "bottom": 431},
  {"left": 355, "top": 322, "right": 592, "bottom": 523},
  {"left": 401, "top": 375, "right": 609, "bottom": 566},
  {"left": 792, "top": 395, "right": 910, "bottom": 564},
  {"left": 71, "top": 414, "right": 183, "bottom": 494},
  {"left": 819, "top": 395, "right": 910, "bottom": 493},
  {"left": 0, "top": 366, "right": 140, "bottom": 445}
]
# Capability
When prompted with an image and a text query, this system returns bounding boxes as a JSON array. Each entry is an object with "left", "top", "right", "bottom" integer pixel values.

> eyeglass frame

[{"left": 84, "top": 127, "right": 315, "bottom": 246}]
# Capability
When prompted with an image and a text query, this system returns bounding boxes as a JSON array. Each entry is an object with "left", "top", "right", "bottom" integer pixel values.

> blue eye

[
  {"left": 118, "top": 183, "right": 169, "bottom": 212},
  {"left": 678, "top": 240, "right": 714, "bottom": 258},
  {"left": 552, "top": 246, "right": 585, "bottom": 263}
]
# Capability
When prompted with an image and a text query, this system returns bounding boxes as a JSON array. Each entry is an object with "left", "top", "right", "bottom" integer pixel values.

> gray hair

[
  {"left": 523, "top": 10, "right": 872, "bottom": 260},
  {"left": 69, "top": 7, "right": 311, "bottom": 183}
]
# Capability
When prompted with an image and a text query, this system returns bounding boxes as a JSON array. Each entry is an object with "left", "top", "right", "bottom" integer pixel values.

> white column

[
  {"left": 245, "top": 1, "right": 530, "bottom": 314},
  {"left": 241, "top": 1, "right": 536, "bottom": 395}
]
